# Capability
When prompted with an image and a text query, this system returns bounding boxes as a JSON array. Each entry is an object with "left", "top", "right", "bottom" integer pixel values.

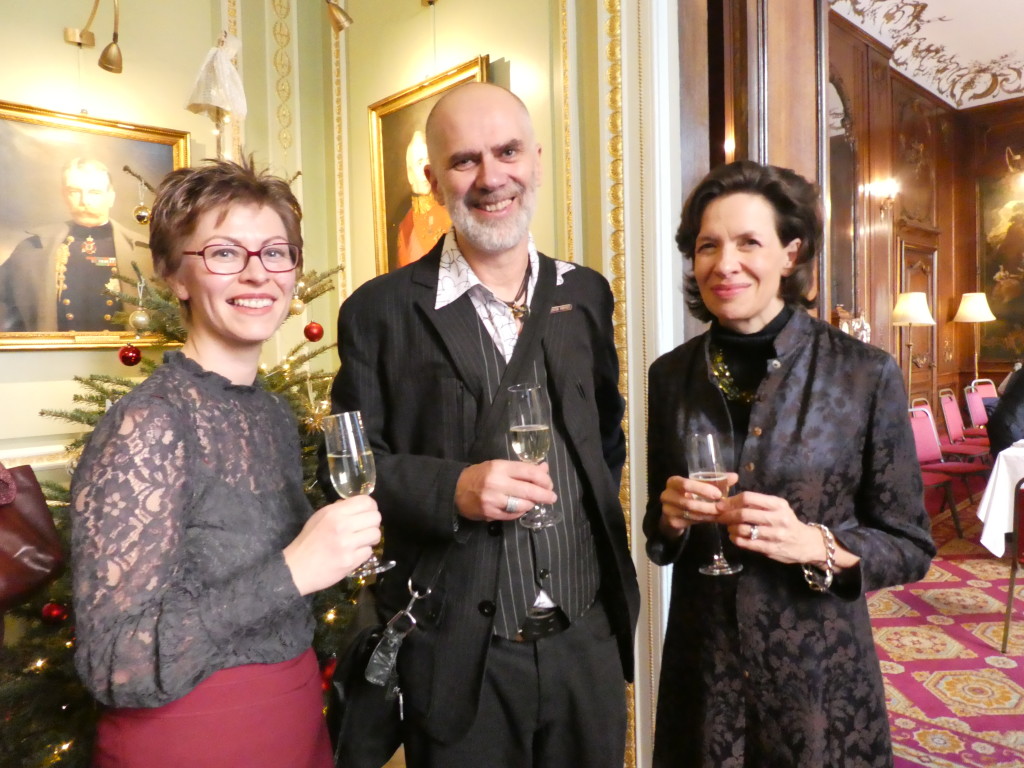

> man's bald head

[
  {"left": 421, "top": 82, "right": 542, "bottom": 259},
  {"left": 424, "top": 83, "right": 535, "bottom": 169}
]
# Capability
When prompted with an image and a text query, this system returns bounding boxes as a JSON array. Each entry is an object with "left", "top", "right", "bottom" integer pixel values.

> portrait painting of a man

[
  {"left": 396, "top": 130, "right": 451, "bottom": 269},
  {"left": 0, "top": 100, "right": 188, "bottom": 344},
  {"left": 0, "top": 158, "right": 148, "bottom": 332},
  {"left": 369, "top": 56, "right": 488, "bottom": 274}
]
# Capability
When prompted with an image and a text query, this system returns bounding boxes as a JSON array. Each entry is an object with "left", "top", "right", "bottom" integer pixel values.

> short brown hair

[
  {"left": 676, "top": 160, "right": 822, "bottom": 322},
  {"left": 149, "top": 154, "right": 303, "bottom": 281}
]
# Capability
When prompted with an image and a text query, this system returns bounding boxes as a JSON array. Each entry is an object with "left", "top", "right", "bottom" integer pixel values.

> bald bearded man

[{"left": 320, "top": 83, "right": 638, "bottom": 767}]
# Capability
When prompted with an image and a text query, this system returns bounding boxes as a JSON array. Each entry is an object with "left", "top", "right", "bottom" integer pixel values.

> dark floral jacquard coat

[{"left": 644, "top": 309, "right": 935, "bottom": 768}]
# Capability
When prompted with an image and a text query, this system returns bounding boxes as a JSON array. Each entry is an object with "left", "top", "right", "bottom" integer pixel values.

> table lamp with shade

[
  {"left": 952, "top": 292, "right": 996, "bottom": 382},
  {"left": 892, "top": 292, "right": 936, "bottom": 396}
]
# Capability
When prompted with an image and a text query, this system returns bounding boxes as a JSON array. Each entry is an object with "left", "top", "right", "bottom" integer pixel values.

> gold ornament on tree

[
  {"left": 127, "top": 276, "right": 152, "bottom": 337},
  {"left": 123, "top": 165, "right": 155, "bottom": 225},
  {"left": 290, "top": 281, "right": 306, "bottom": 316}
]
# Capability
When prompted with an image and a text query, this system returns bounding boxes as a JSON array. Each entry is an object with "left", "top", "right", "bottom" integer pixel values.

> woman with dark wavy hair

[{"left": 644, "top": 160, "right": 934, "bottom": 767}]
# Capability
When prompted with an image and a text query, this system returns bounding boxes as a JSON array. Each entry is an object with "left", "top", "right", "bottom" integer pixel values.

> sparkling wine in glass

[
  {"left": 685, "top": 431, "right": 742, "bottom": 576},
  {"left": 507, "top": 384, "right": 560, "bottom": 529},
  {"left": 323, "top": 411, "right": 395, "bottom": 577}
]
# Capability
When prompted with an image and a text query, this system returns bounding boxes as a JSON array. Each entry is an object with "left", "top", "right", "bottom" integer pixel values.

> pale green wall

[
  {"left": 0, "top": 0, "right": 221, "bottom": 462},
  {"left": 0, "top": 0, "right": 567, "bottom": 461},
  {"left": 341, "top": 0, "right": 562, "bottom": 289}
]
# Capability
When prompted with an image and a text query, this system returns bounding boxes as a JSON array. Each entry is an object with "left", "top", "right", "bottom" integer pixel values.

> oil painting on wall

[
  {"left": 368, "top": 56, "right": 488, "bottom": 274},
  {"left": 980, "top": 173, "right": 1024, "bottom": 361},
  {"left": 0, "top": 100, "right": 188, "bottom": 349}
]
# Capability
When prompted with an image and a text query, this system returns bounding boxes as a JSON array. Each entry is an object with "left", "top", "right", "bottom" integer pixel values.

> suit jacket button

[
  {"left": 488, "top": 521, "right": 502, "bottom": 536},
  {"left": 478, "top": 600, "right": 496, "bottom": 617}
]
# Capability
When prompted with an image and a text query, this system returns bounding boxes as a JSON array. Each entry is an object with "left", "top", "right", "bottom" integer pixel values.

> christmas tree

[{"left": 0, "top": 266, "right": 362, "bottom": 767}]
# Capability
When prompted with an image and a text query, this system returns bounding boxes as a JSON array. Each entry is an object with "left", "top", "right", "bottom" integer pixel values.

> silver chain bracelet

[{"left": 802, "top": 522, "right": 836, "bottom": 592}]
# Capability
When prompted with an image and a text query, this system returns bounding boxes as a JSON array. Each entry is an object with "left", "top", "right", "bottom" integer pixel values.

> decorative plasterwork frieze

[{"left": 831, "top": 0, "right": 1024, "bottom": 107}]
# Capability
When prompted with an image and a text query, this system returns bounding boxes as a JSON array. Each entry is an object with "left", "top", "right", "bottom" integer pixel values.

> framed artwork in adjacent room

[
  {"left": 0, "top": 100, "right": 189, "bottom": 350},
  {"left": 368, "top": 56, "right": 489, "bottom": 274},
  {"left": 979, "top": 171, "right": 1024, "bottom": 361}
]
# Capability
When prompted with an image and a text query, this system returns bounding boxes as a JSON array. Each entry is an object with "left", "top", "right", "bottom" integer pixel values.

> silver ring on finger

[
  {"left": 505, "top": 495, "right": 520, "bottom": 514},
  {"left": 682, "top": 510, "right": 694, "bottom": 521},
  {"left": 749, "top": 524, "right": 760, "bottom": 541}
]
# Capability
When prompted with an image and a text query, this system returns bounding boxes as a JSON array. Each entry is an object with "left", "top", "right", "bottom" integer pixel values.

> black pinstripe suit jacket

[{"left": 323, "top": 239, "right": 639, "bottom": 744}]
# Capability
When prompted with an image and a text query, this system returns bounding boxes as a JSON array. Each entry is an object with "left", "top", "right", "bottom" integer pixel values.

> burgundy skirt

[{"left": 92, "top": 648, "right": 332, "bottom": 768}]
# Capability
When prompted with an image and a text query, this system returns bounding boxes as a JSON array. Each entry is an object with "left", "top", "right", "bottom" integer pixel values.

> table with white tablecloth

[{"left": 974, "top": 443, "right": 1024, "bottom": 556}]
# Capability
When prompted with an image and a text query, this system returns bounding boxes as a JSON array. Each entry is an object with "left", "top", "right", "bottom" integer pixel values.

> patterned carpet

[{"left": 870, "top": 492, "right": 1024, "bottom": 767}]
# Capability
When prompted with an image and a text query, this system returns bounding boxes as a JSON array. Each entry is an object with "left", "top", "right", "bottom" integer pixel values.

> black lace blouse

[{"left": 71, "top": 351, "right": 314, "bottom": 708}]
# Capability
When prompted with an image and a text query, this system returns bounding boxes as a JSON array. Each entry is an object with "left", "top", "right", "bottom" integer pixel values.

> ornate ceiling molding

[{"left": 831, "top": 0, "right": 1024, "bottom": 107}]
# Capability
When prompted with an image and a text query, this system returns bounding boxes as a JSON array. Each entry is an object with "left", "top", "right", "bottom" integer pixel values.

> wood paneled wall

[
  {"left": 962, "top": 99, "right": 1024, "bottom": 382},
  {"left": 828, "top": 12, "right": 975, "bottom": 405}
]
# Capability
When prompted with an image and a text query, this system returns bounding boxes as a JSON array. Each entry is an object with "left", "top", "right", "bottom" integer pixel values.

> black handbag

[{"left": 327, "top": 618, "right": 402, "bottom": 768}]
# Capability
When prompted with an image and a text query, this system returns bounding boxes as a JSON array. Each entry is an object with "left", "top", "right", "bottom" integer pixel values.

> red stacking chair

[
  {"left": 914, "top": 401, "right": 990, "bottom": 462},
  {"left": 972, "top": 378, "right": 998, "bottom": 399},
  {"left": 942, "top": 387, "right": 987, "bottom": 438},
  {"left": 1002, "top": 477, "right": 1024, "bottom": 653},
  {"left": 965, "top": 385, "right": 990, "bottom": 430},
  {"left": 908, "top": 407, "right": 990, "bottom": 503},
  {"left": 939, "top": 391, "right": 990, "bottom": 448},
  {"left": 921, "top": 469, "right": 963, "bottom": 538}
]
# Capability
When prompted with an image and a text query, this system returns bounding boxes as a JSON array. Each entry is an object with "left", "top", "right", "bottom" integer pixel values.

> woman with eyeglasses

[{"left": 70, "top": 157, "right": 381, "bottom": 768}]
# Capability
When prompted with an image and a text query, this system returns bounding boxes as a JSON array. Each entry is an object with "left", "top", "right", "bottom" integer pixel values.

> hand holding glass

[
  {"left": 685, "top": 431, "right": 742, "bottom": 576},
  {"left": 323, "top": 411, "right": 395, "bottom": 577},
  {"left": 507, "top": 384, "right": 560, "bottom": 529}
]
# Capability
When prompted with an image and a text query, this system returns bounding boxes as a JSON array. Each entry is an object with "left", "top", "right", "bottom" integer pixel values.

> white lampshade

[
  {"left": 892, "top": 292, "right": 936, "bottom": 326},
  {"left": 952, "top": 292, "right": 996, "bottom": 323}
]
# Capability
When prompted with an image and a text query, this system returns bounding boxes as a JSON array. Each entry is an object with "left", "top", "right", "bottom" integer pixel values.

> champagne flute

[
  {"left": 685, "top": 431, "right": 742, "bottom": 576},
  {"left": 323, "top": 411, "right": 395, "bottom": 577},
  {"left": 507, "top": 383, "right": 560, "bottom": 529}
]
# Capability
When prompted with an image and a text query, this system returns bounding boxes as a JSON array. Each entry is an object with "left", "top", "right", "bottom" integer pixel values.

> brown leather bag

[{"left": 0, "top": 461, "right": 66, "bottom": 612}]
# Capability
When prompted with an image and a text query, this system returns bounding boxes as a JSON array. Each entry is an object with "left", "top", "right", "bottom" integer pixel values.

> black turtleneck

[{"left": 709, "top": 305, "right": 793, "bottom": 451}]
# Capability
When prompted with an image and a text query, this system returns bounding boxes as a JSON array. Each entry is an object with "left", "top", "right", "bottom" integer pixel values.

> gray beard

[{"left": 447, "top": 189, "right": 535, "bottom": 255}]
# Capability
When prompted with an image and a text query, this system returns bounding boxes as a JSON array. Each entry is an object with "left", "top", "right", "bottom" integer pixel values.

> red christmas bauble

[
  {"left": 320, "top": 656, "right": 337, "bottom": 692},
  {"left": 41, "top": 602, "right": 69, "bottom": 624},
  {"left": 304, "top": 322, "right": 324, "bottom": 342},
  {"left": 119, "top": 344, "right": 142, "bottom": 366}
]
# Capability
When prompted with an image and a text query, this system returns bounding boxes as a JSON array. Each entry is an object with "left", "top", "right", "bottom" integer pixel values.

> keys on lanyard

[{"left": 364, "top": 579, "right": 431, "bottom": 709}]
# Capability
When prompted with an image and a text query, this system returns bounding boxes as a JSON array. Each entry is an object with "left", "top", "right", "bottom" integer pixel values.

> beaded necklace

[{"left": 709, "top": 342, "right": 756, "bottom": 404}]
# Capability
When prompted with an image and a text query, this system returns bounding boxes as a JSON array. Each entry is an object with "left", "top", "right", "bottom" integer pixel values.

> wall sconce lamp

[
  {"left": 892, "top": 291, "right": 935, "bottom": 396},
  {"left": 325, "top": 0, "right": 353, "bottom": 32},
  {"left": 64, "top": 0, "right": 122, "bottom": 74},
  {"left": 869, "top": 178, "right": 900, "bottom": 219},
  {"left": 952, "top": 292, "right": 996, "bottom": 381}
]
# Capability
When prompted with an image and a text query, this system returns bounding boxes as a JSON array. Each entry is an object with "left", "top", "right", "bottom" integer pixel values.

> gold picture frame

[
  {"left": 368, "top": 56, "right": 489, "bottom": 274},
  {"left": 0, "top": 100, "right": 189, "bottom": 350}
]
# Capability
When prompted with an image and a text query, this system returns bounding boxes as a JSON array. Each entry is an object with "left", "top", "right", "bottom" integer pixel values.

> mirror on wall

[{"left": 827, "top": 77, "right": 858, "bottom": 317}]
